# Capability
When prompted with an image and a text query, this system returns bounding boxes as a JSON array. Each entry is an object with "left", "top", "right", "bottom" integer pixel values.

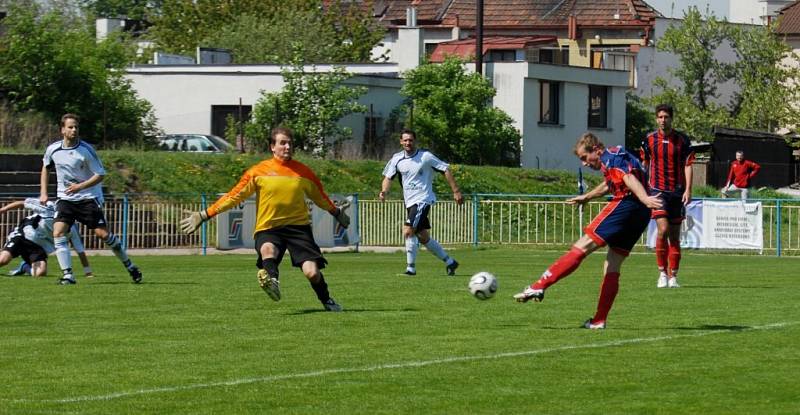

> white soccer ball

[{"left": 469, "top": 272, "right": 498, "bottom": 300}]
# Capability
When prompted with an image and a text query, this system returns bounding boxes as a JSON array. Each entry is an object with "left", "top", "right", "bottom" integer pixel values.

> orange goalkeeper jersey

[{"left": 205, "top": 157, "right": 336, "bottom": 234}]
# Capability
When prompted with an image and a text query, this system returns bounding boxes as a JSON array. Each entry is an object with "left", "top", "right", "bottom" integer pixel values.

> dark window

[
  {"left": 540, "top": 81, "right": 560, "bottom": 124},
  {"left": 424, "top": 43, "right": 439, "bottom": 59},
  {"left": 488, "top": 50, "right": 516, "bottom": 62},
  {"left": 539, "top": 49, "right": 554, "bottom": 63},
  {"left": 211, "top": 105, "right": 252, "bottom": 139},
  {"left": 362, "top": 116, "right": 383, "bottom": 158},
  {"left": 588, "top": 85, "right": 608, "bottom": 128}
]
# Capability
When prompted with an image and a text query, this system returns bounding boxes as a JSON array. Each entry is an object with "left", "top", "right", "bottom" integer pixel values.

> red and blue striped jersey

[
  {"left": 640, "top": 129, "right": 695, "bottom": 192},
  {"left": 600, "top": 146, "right": 647, "bottom": 201}
]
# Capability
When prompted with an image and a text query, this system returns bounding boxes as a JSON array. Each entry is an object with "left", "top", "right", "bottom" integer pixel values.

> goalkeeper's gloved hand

[
  {"left": 332, "top": 207, "right": 350, "bottom": 228},
  {"left": 180, "top": 210, "right": 209, "bottom": 234}
]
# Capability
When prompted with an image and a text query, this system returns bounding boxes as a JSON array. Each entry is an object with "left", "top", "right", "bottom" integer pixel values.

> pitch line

[{"left": 10, "top": 321, "right": 796, "bottom": 404}]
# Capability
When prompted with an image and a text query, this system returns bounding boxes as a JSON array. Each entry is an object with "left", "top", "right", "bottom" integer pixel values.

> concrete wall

[
  {"left": 124, "top": 64, "right": 404, "bottom": 151},
  {"left": 487, "top": 62, "right": 629, "bottom": 170}
]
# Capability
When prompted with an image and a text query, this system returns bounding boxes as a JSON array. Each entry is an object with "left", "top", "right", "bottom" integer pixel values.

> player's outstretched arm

[
  {"left": 567, "top": 182, "right": 608, "bottom": 205},
  {"left": 39, "top": 166, "right": 49, "bottom": 204},
  {"left": 443, "top": 170, "right": 464, "bottom": 205},
  {"left": 180, "top": 210, "right": 210, "bottom": 234},
  {"left": 0, "top": 200, "right": 25, "bottom": 214}
]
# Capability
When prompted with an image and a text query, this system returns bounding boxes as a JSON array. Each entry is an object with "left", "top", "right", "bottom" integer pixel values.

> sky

[{"left": 645, "top": 0, "right": 729, "bottom": 19}]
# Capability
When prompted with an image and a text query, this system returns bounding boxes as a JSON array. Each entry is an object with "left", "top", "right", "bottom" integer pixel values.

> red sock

[
  {"left": 593, "top": 272, "right": 620, "bottom": 323},
  {"left": 532, "top": 247, "right": 586, "bottom": 290},
  {"left": 667, "top": 238, "right": 681, "bottom": 277},
  {"left": 655, "top": 236, "right": 667, "bottom": 272}
]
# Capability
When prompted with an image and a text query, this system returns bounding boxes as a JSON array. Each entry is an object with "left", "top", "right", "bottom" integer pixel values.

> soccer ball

[{"left": 469, "top": 272, "right": 498, "bottom": 300}]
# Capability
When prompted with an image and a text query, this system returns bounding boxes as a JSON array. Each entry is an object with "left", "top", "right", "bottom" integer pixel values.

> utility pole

[{"left": 476, "top": 0, "right": 484, "bottom": 75}]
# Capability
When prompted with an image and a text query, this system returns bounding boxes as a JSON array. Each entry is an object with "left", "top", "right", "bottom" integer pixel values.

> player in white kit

[
  {"left": 0, "top": 198, "right": 91, "bottom": 277},
  {"left": 40, "top": 113, "right": 141, "bottom": 285},
  {"left": 379, "top": 129, "right": 464, "bottom": 276}
]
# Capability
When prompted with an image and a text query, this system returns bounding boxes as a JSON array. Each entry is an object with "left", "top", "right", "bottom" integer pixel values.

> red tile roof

[
  {"left": 375, "top": 0, "right": 660, "bottom": 28},
  {"left": 776, "top": 0, "right": 800, "bottom": 34},
  {"left": 429, "top": 35, "right": 557, "bottom": 62}
]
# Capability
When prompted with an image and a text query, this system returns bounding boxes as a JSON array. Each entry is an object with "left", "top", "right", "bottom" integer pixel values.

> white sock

[
  {"left": 424, "top": 238, "right": 451, "bottom": 263},
  {"left": 54, "top": 236, "right": 73, "bottom": 275},
  {"left": 405, "top": 235, "right": 418, "bottom": 269}
]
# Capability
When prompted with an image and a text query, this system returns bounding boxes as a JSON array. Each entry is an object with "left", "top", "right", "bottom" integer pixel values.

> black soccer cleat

[
  {"left": 446, "top": 260, "right": 459, "bottom": 276},
  {"left": 128, "top": 266, "right": 143, "bottom": 284}
]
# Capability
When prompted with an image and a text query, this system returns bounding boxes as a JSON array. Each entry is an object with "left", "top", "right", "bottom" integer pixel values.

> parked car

[{"left": 157, "top": 134, "right": 234, "bottom": 153}]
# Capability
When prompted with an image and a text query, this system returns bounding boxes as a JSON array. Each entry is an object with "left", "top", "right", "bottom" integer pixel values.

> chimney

[
  {"left": 568, "top": 15, "right": 578, "bottom": 40},
  {"left": 406, "top": 7, "right": 417, "bottom": 27}
]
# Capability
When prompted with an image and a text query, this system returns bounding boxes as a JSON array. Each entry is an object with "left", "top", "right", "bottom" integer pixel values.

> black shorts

[
  {"left": 649, "top": 190, "right": 685, "bottom": 224},
  {"left": 2, "top": 235, "right": 47, "bottom": 263},
  {"left": 405, "top": 203, "right": 432, "bottom": 231},
  {"left": 254, "top": 225, "right": 327, "bottom": 269},
  {"left": 55, "top": 199, "right": 108, "bottom": 229}
]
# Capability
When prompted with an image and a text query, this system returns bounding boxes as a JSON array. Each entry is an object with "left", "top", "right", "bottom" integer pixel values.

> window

[
  {"left": 588, "top": 85, "right": 608, "bottom": 129},
  {"left": 540, "top": 81, "right": 560, "bottom": 124},
  {"left": 488, "top": 50, "right": 516, "bottom": 62}
]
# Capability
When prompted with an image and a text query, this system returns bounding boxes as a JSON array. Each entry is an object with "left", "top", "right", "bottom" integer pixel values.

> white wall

[
  {"left": 488, "top": 62, "right": 629, "bottom": 170},
  {"left": 124, "top": 64, "right": 404, "bottom": 149}
]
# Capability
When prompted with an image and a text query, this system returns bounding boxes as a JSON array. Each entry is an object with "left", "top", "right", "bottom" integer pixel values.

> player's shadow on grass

[{"left": 284, "top": 307, "right": 420, "bottom": 315}]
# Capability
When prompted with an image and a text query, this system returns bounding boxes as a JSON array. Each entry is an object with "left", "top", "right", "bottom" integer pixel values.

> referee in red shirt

[
  {"left": 721, "top": 150, "right": 760, "bottom": 200},
  {"left": 640, "top": 104, "right": 695, "bottom": 289}
]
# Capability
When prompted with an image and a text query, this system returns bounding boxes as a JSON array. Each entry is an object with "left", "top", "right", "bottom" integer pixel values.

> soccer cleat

[
  {"left": 58, "top": 275, "right": 77, "bottom": 285},
  {"left": 667, "top": 276, "right": 681, "bottom": 288},
  {"left": 257, "top": 269, "right": 281, "bottom": 301},
  {"left": 446, "top": 260, "right": 459, "bottom": 276},
  {"left": 323, "top": 298, "right": 343, "bottom": 312},
  {"left": 513, "top": 286, "right": 545, "bottom": 303},
  {"left": 9, "top": 262, "right": 31, "bottom": 276},
  {"left": 128, "top": 266, "right": 143, "bottom": 284},
  {"left": 656, "top": 272, "right": 668, "bottom": 288},
  {"left": 404, "top": 268, "right": 417, "bottom": 276},
  {"left": 582, "top": 318, "right": 606, "bottom": 330}
]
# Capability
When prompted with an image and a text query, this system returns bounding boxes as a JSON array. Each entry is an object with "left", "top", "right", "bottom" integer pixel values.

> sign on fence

[
  {"left": 215, "top": 194, "right": 359, "bottom": 250},
  {"left": 646, "top": 200, "right": 762, "bottom": 251}
]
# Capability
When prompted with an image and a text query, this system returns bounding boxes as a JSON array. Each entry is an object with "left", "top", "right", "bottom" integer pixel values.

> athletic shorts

[
  {"left": 2, "top": 235, "right": 48, "bottom": 263},
  {"left": 254, "top": 225, "right": 327, "bottom": 269},
  {"left": 584, "top": 197, "right": 651, "bottom": 256},
  {"left": 405, "top": 203, "right": 431, "bottom": 231},
  {"left": 649, "top": 190, "right": 685, "bottom": 224},
  {"left": 55, "top": 199, "right": 108, "bottom": 229}
]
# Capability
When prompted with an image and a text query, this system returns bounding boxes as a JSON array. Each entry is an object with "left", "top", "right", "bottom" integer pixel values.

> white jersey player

[
  {"left": 0, "top": 198, "right": 91, "bottom": 277},
  {"left": 40, "top": 113, "right": 140, "bottom": 285},
  {"left": 379, "top": 129, "right": 464, "bottom": 276}
]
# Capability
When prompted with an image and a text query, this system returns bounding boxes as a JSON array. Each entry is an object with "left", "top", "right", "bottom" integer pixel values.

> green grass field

[{"left": 1, "top": 248, "right": 798, "bottom": 414}]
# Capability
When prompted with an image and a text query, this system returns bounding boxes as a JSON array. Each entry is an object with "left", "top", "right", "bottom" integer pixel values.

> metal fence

[{"left": 1, "top": 194, "right": 799, "bottom": 256}]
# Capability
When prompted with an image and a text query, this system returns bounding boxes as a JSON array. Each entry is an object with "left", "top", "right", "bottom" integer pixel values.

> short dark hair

[
  {"left": 400, "top": 129, "right": 416, "bottom": 140},
  {"left": 61, "top": 113, "right": 79, "bottom": 127},
  {"left": 270, "top": 127, "right": 293, "bottom": 145},
  {"left": 655, "top": 104, "right": 673, "bottom": 117}
]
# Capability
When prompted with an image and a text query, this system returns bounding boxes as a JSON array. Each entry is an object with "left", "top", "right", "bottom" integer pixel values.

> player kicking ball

[{"left": 513, "top": 133, "right": 661, "bottom": 329}]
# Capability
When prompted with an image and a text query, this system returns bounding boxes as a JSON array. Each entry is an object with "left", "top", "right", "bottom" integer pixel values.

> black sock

[
  {"left": 310, "top": 274, "right": 330, "bottom": 303},
  {"left": 263, "top": 258, "right": 279, "bottom": 280}
]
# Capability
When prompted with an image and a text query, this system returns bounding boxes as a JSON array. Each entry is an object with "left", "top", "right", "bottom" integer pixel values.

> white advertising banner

[
  {"left": 701, "top": 200, "right": 762, "bottom": 250},
  {"left": 215, "top": 194, "right": 359, "bottom": 250},
  {"left": 646, "top": 200, "right": 762, "bottom": 251}
]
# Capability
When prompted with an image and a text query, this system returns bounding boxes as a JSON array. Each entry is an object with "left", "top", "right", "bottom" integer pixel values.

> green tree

[
  {"left": 399, "top": 58, "right": 521, "bottom": 166},
  {"left": 147, "top": 0, "right": 383, "bottom": 64},
  {"left": 625, "top": 92, "right": 656, "bottom": 150},
  {"left": 246, "top": 59, "right": 367, "bottom": 157},
  {"left": 728, "top": 22, "right": 800, "bottom": 133},
  {"left": 650, "top": 7, "right": 800, "bottom": 144},
  {"left": 0, "top": 1, "right": 156, "bottom": 145}
]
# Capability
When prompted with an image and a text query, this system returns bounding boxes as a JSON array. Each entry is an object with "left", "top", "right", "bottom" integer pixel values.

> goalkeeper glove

[
  {"left": 180, "top": 210, "right": 209, "bottom": 234},
  {"left": 332, "top": 207, "right": 350, "bottom": 228}
]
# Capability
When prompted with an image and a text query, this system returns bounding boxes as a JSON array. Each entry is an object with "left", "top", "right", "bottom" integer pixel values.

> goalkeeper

[{"left": 181, "top": 127, "right": 350, "bottom": 312}]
